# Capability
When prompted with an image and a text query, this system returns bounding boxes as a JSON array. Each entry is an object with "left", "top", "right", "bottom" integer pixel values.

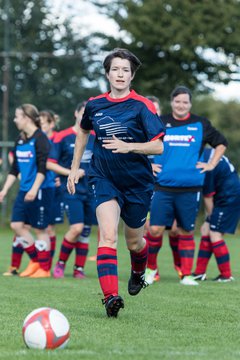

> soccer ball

[{"left": 22, "top": 307, "right": 70, "bottom": 350}]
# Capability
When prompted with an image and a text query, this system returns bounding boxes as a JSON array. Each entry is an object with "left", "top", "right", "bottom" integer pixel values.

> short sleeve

[
  {"left": 81, "top": 102, "right": 93, "bottom": 131},
  {"left": 139, "top": 105, "right": 165, "bottom": 141}
]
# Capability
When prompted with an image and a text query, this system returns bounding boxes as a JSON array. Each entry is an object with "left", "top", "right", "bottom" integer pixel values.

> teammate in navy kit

[
  {"left": 0, "top": 104, "right": 54, "bottom": 278},
  {"left": 2, "top": 109, "right": 61, "bottom": 276},
  {"left": 193, "top": 148, "right": 240, "bottom": 282},
  {"left": 47, "top": 102, "right": 96, "bottom": 279},
  {"left": 145, "top": 86, "right": 228, "bottom": 286},
  {"left": 67, "top": 48, "right": 165, "bottom": 317}
]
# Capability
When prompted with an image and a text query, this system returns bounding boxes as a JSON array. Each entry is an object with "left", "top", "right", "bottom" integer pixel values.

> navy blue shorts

[
  {"left": 89, "top": 177, "right": 153, "bottom": 229},
  {"left": 11, "top": 188, "right": 55, "bottom": 229},
  {"left": 63, "top": 192, "right": 96, "bottom": 226},
  {"left": 150, "top": 190, "right": 201, "bottom": 232},
  {"left": 209, "top": 199, "right": 240, "bottom": 234},
  {"left": 49, "top": 187, "right": 65, "bottom": 225}
]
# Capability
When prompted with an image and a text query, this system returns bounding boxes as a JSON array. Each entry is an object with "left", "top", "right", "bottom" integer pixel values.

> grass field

[{"left": 0, "top": 225, "right": 240, "bottom": 360}]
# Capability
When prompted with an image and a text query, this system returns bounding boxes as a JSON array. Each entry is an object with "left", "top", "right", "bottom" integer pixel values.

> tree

[
  {"left": 90, "top": 0, "right": 240, "bottom": 99},
  {"left": 0, "top": 0, "right": 100, "bottom": 140}
]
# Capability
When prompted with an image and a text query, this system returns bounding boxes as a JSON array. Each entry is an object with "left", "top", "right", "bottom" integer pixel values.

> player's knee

[
  {"left": 149, "top": 225, "right": 163, "bottom": 237},
  {"left": 70, "top": 224, "right": 84, "bottom": 237},
  {"left": 10, "top": 222, "right": 23, "bottom": 233}
]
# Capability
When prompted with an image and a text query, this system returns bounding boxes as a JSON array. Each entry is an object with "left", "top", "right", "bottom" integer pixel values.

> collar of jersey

[{"left": 106, "top": 89, "right": 135, "bottom": 102}]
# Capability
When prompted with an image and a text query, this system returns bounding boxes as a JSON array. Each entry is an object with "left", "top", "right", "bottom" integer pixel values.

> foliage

[
  {"left": 90, "top": 0, "right": 240, "bottom": 99},
  {"left": 0, "top": 0, "right": 100, "bottom": 139}
]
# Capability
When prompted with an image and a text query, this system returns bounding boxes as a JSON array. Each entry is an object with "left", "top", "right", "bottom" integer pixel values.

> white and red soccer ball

[{"left": 22, "top": 307, "right": 70, "bottom": 350}]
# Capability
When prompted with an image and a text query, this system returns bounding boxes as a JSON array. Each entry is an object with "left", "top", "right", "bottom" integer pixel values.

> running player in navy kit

[
  {"left": 47, "top": 102, "right": 96, "bottom": 279},
  {"left": 193, "top": 148, "right": 240, "bottom": 282},
  {"left": 0, "top": 104, "right": 54, "bottom": 277},
  {"left": 145, "top": 86, "right": 228, "bottom": 286},
  {"left": 67, "top": 48, "right": 165, "bottom": 317}
]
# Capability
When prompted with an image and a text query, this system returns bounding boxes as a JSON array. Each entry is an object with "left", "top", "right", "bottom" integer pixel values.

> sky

[{"left": 49, "top": 0, "right": 240, "bottom": 102}]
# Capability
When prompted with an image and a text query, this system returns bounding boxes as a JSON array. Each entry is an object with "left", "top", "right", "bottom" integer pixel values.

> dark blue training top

[
  {"left": 203, "top": 148, "right": 240, "bottom": 204},
  {"left": 80, "top": 90, "right": 165, "bottom": 193},
  {"left": 49, "top": 127, "right": 95, "bottom": 195},
  {"left": 153, "top": 113, "right": 228, "bottom": 191},
  {"left": 9, "top": 129, "right": 53, "bottom": 191}
]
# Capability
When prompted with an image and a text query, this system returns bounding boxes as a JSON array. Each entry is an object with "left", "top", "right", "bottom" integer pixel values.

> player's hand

[
  {"left": 196, "top": 161, "right": 215, "bottom": 173},
  {"left": 24, "top": 190, "right": 37, "bottom": 202},
  {"left": 151, "top": 163, "right": 162, "bottom": 176},
  {"left": 102, "top": 135, "right": 131, "bottom": 153},
  {"left": 67, "top": 169, "right": 85, "bottom": 195}
]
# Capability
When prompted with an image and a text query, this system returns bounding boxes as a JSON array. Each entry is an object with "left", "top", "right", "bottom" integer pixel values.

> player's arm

[
  {"left": 0, "top": 174, "right": 17, "bottom": 202},
  {"left": 67, "top": 127, "right": 90, "bottom": 195},
  {"left": 25, "top": 134, "right": 49, "bottom": 202},
  {"left": 204, "top": 196, "right": 214, "bottom": 217},
  {"left": 196, "top": 144, "right": 226, "bottom": 173},
  {"left": 102, "top": 135, "right": 164, "bottom": 155}
]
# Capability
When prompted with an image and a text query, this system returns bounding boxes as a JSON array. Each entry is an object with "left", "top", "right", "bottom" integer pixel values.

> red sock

[
  {"left": 38, "top": 250, "right": 51, "bottom": 271},
  {"left": 130, "top": 241, "right": 148, "bottom": 273},
  {"left": 25, "top": 244, "right": 38, "bottom": 262},
  {"left": 97, "top": 247, "right": 118, "bottom": 299},
  {"left": 11, "top": 236, "right": 24, "bottom": 268},
  {"left": 144, "top": 231, "right": 162, "bottom": 270},
  {"left": 195, "top": 236, "right": 212, "bottom": 274},
  {"left": 178, "top": 234, "right": 195, "bottom": 276},
  {"left": 212, "top": 240, "right": 231, "bottom": 277},
  {"left": 169, "top": 235, "right": 181, "bottom": 267},
  {"left": 75, "top": 241, "right": 89, "bottom": 268},
  {"left": 58, "top": 238, "right": 75, "bottom": 263}
]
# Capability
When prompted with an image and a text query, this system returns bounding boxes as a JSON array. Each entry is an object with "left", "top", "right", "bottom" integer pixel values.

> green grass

[{"left": 0, "top": 226, "right": 240, "bottom": 360}]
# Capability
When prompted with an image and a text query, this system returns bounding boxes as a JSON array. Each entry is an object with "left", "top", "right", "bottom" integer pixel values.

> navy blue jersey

[
  {"left": 49, "top": 127, "right": 95, "bottom": 194},
  {"left": 153, "top": 113, "right": 228, "bottom": 191},
  {"left": 9, "top": 129, "right": 53, "bottom": 191},
  {"left": 81, "top": 90, "right": 165, "bottom": 193},
  {"left": 203, "top": 148, "right": 240, "bottom": 203}
]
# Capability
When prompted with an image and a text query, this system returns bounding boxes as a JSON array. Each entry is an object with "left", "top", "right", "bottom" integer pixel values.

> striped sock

[
  {"left": 38, "top": 250, "right": 51, "bottom": 271},
  {"left": 75, "top": 242, "right": 89, "bottom": 268},
  {"left": 11, "top": 236, "right": 24, "bottom": 268},
  {"left": 169, "top": 235, "right": 181, "bottom": 267},
  {"left": 195, "top": 236, "right": 212, "bottom": 274},
  {"left": 75, "top": 225, "right": 91, "bottom": 268},
  {"left": 25, "top": 244, "right": 38, "bottom": 262},
  {"left": 58, "top": 238, "right": 75, "bottom": 263},
  {"left": 212, "top": 240, "right": 231, "bottom": 277},
  {"left": 50, "top": 236, "right": 56, "bottom": 260},
  {"left": 178, "top": 234, "right": 195, "bottom": 276},
  {"left": 130, "top": 241, "right": 148, "bottom": 273},
  {"left": 97, "top": 247, "right": 118, "bottom": 299},
  {"left": 144, "top": 231, "right": 162, "bottom": 270}
]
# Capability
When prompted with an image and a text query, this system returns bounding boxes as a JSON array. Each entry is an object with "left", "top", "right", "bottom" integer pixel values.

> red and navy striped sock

[
  {"left": 130, "top": 241, "right": 148, "bottom": 273},
  {"left": 97, "top": 247, "right": 118, "bottom": 299},
  {"left": 212, "top": 240, "right": 231, "bottom": 277},
  {"left": 75, "top": 241, "right": 89, "bottom": 268},
  {"left": 38, "top": 250, "right": 51, "bottom": 271},
  {"left": 178, "top": 234, "right": 195, "bottom": 276},
  {"left": 25, "top": 244, "right": 38, "bottom": 262},
  {"left": 58, "top": 238, "right": 75, "bottom": 263},
  {"left": 144, "top": 232, "right": 162, "bottom": 270},
  {"left": 169, "top": 235, "right": 181, "bottom": 267},
  {"left": 50, "top": 236, "right": 56, "bottom": 260},
  {"left": 11, "top": 236, "right": 24, "bottom": 268},
  {"left": 195, "top": 236, "right": 212, "bottom": 274}
]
